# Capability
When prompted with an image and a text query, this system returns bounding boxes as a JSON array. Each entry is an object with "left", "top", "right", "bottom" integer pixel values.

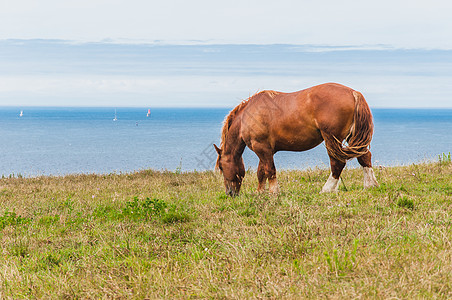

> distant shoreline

[{"left": 1, "top": 158, "right": 447, "bottom": 180}]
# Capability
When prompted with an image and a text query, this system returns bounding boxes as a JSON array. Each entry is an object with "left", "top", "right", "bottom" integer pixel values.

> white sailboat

[
  {"left": 19, "top": 110, "right": 23, "bottom": 117},
  {"left": 113, "top": 109, "right": 118, "bottom": 121}
]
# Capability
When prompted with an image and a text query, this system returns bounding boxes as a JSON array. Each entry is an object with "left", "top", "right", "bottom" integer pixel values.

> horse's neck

[{"left": 224, "top": 117, "right": 246, "bottom": 159}]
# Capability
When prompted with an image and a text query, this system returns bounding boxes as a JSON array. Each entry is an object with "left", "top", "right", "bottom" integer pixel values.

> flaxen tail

[{"left": 323, "top": 91, "right": 374, "bottom": 163}]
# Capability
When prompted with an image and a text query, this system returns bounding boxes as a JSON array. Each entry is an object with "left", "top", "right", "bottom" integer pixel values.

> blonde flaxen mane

[{"left": 219, "top": 90, "right": 279, "bottom": 149}]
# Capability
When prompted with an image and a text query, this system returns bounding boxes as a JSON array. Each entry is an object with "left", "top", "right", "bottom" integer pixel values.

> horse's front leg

[
  {"left": 268, "top": 176, "right": 279, "bottom": 194},
  {"left": 264, "top": 159, "right": 279, "bottom": 194},
  {"left": 257, "top": 155, "right": 279, "bottom": 194},
  {"left": 257, "top": 161, "right": 266, "bottom": 193},
  {"left": 267, "top": 158, "right": 279, "bottom": 194}
]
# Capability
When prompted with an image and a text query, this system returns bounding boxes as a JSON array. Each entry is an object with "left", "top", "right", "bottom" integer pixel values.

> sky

[
  {"left": 1, "top": 0, "right": 452, "bottom": 107},
  {"left": 2, "top": 0, "right": 452, "bottom": 48}
]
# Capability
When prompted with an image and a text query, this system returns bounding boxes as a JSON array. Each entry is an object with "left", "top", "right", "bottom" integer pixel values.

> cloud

[
  {"left": 1, "top": 41, "right": 451, "bottom": 107},
  {"left": 1, "top": 0, "right": 452, "bottom": 48}
]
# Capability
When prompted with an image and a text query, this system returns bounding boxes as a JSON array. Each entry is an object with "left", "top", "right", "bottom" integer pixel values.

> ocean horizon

[{"left": 0, "top": 106, "right": 450, "bottom": 177}]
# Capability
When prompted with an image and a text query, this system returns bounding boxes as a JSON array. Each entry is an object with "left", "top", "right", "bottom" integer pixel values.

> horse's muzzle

[
  {"left": 226, "top": 188, "right": 238, "bottom": 197},
  {"left": 225, "top": 182, "right": 240, "bottom": 197}
]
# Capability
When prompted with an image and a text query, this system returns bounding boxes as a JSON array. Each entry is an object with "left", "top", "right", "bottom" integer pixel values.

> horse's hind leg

[
  {"left": 321, "top": 157, "right": 345, "bottom": 193},
  {"left": 357, "top": 151, "right": 379, "bottom": 188}
]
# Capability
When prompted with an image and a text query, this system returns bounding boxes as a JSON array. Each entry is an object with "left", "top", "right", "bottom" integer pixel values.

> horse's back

[
  {"left": 247, "top": 83, "right": 357, "bottom": 131},
  {"left": 241, "top": 83, "right": 359, "bottom": 152}
]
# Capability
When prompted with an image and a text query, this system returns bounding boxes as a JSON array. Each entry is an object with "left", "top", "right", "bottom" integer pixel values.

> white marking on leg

[
  {"left": 363, "top": 167, "right": 379, "bottom": 188},
  {"left": 269, "top": 178, "right": 279, "bottom": 194},
  {"left": 321, "top": 173, "right": 340, "bottom": 193}
]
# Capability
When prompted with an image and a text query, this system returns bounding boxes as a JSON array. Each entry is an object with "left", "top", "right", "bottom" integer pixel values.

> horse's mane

[{"left": 219, "top": 90, "right": 279, "bottom": 149}]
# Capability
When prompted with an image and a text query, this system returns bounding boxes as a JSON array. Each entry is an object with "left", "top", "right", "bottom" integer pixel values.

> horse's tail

[{"left": 324, "top": 91, "right": 374, "bottom": 163}]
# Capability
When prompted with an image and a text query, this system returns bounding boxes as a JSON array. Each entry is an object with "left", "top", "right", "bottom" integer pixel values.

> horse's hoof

[
  {"left": 320, "top": 174, "right": 340, "bottom": 193},
  {"left": 364, "top": 181, "right": 379, "bottom": 189},
  {"left": 320, "top": 188, "right": 339, "bottom": 194},
  {"left": 269, "top": 187, "right": 280, "bottom": 195}
]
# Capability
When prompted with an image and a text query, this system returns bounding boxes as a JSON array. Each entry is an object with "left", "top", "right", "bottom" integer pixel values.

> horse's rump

[{"left": 322, "top": 91, "right": 374, "bottom": 163}]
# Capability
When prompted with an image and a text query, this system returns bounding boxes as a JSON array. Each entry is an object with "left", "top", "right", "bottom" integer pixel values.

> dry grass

[{"left": 0, "top": 162, "right": 451, "bottom": 299}]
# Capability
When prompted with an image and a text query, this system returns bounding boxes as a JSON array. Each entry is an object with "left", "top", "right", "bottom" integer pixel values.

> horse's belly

[{"left": 273, "top": 130, "right": 323, "bottom": 152}]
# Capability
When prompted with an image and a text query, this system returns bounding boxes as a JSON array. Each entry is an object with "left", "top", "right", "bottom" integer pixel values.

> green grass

[{"left": 0, "top": 162, "right": 451, "bottom": 298}]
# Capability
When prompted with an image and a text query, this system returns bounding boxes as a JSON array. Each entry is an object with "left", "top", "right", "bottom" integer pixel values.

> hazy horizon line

[{"left": 2, "top": 38, "right": 452, "bottom": 52}]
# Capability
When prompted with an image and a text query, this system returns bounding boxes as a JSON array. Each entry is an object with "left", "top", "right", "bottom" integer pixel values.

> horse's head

[{"left": 214, "top": 144, "right": 245, "bottom": 196}]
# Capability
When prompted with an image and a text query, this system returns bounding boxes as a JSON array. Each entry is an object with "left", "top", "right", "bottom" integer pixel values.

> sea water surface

[{"left": 0, "top": 107, "right": 451, "bottom": 176}]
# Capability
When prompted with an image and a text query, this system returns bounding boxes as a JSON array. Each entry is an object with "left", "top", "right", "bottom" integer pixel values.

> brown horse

[{"left": 214, "top": 83, "right": 379, "bottom": 196}]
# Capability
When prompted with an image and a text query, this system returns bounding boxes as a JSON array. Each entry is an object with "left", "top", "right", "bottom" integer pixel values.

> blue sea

[{"left": 0, "top": 107, "right": 451, "bottom": 177}]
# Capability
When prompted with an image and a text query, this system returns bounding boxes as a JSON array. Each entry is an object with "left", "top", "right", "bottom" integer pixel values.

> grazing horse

[{"left": 214, "top": 83, "right": 379, "bottom": 196}]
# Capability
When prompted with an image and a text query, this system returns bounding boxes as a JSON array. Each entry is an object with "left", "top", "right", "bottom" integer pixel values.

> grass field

[{"left": 0, "top": 160, "right": 451, "bottom": 299}]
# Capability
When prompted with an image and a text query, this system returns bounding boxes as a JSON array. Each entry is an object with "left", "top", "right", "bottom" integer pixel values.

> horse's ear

[{"left": 213, "top": 144, "right": 222, "bottom": 155}]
